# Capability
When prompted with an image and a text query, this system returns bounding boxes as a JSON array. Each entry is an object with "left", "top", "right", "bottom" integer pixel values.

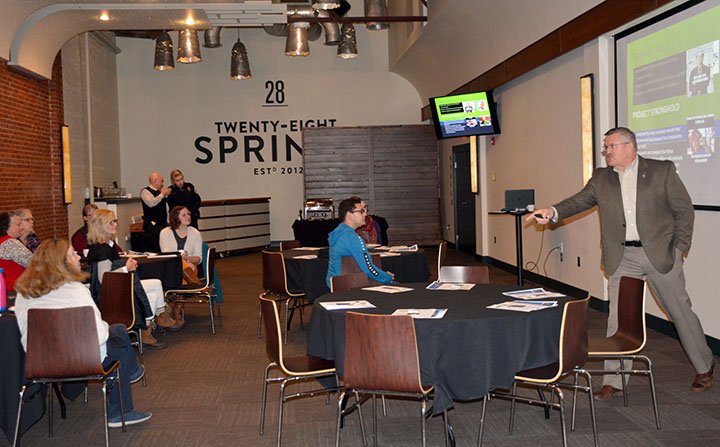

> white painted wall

[{"left": 116, "top": 27, "right": 422, "bottom": 241}]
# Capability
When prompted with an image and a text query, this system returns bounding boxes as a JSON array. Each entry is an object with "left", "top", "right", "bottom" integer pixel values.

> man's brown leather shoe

[
  {"left": 692, "top": 360, "right": 715, "bottom": 392},
  {"left": 593, "top": 385, "right": 622, "bottom": 400}
]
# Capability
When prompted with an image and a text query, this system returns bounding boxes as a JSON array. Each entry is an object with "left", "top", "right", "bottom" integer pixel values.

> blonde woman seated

[
  {"left": 160, "top": 206, "right": 203, "bottom": 323},
  {"left": 87, "top": 209, "right": 183, "bottom": 349},
  {"left": 14, "top": 239, "right": 151, "bottom": 427}
]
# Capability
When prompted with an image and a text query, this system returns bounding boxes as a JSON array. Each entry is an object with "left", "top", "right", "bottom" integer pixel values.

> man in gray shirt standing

[{"left": 530, "top": 127, "right": 714, "bottom": 397}]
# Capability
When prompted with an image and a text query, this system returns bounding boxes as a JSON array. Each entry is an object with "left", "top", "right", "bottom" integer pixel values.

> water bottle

[{"left": 0, "top": 267, "right": 7, "bottom": 312}]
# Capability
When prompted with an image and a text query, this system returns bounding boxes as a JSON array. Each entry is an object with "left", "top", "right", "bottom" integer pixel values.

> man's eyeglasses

[
  {"left": 21, "top": 217, "right": 34, "bottom": 222},
  {"left": 601, "top": 141, "right": 631, "bottom": 155},
  {"left": 350, "top": 208, "right": 368, "bottom": 215}
]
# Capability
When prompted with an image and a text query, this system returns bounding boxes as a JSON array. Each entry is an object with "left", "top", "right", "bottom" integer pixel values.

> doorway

[{"left": 453, "top": 143, "right": 476, "bottom": 255}]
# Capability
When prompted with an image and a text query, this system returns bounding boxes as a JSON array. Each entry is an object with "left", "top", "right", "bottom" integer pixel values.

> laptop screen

[{"left": 504, "top": 189, "right": 535, "bottom": 210}]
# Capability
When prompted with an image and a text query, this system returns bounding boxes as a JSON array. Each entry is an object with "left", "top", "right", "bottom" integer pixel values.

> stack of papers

[
  {"left": 299, "top": 247, "right": 324, "bottom": 251},
  {"left": 392, "top": 308, "right": 447, "bottom": 319},
  {"left": 501, "top": 288, "right": 565, "bottom": 300},
  {"left": 378, "top": 252, "right": 401, "bottom": 257},
  {"left": 320, "top": 300, "right": 376, "bottom": 310},
  {"left": 361, "top": 285, "right": 414, "bottom": 294},
  {"left": 488, "top": 301, "right": 559, "bottom": 312},
  {"left": 389, "top": 244, "right": 419, "bottom": 252},
  {"left": 366, "top": 243, "right": 381, "bottom": 249},
  {"left": 147, "top": 253, "right": 178, "bottom": 258},
  {"left": 371, "top": 246, "right": 390, "bottom": 251},
  {"left": 293, "top": 254, "right": 318, "bottom": 260},
  {"left": 426, "top": 281, "right": 475, "bottom": 291}
]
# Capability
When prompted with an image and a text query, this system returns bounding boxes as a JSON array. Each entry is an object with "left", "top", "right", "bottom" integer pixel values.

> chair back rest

[
  {"left": 339, "top": 254, "right": 382, "bottom": 275},
  {"left": 259, "top": 296, "right": 283, "bottom": 365},
  {"left": 204, "top": 247, "right": 216, "bottom": 286},
  {"left": 437, "top": 241, "right": 447, "bottom": 275},
  {"left": 262, "top": 250, "right": 290, "bottom": 295},
  {"left": 558, "top": 297, "right": 590, "bottom": 374},
  {"left": 99, "top": 271, "right": 135, "bottom": 329},
  {"left": 616, "top": 276, "right": 646, "bottom": 349},
  {"left": 280, "top": 240, "right": 301, "bottom": 250},
  {"left": 438, "top": 265, "right": 490, "bottom": 284},
  {"left": 344, "top": 312, "right": 425, "bottom": 393},
  {"left": 25, "top": 306, "right": 104, "bottom": 379},
  {"left": 330, "top": 273, "right": 378, "bottom": 293}
]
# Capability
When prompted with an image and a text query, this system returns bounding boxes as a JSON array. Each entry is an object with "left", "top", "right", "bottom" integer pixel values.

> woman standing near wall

[{"left": 167, "top": 169, "right": 202, "bottom": 228}]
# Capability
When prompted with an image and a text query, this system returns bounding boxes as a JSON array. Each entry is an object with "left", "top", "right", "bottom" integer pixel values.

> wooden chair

[
  {"left": 13, "top": 307, "right": 126, "bottom": 447},
  {"left": 438, "top": 265, "right": 490, "bottom": 284},
  {"left": 336, "top": 312, "right": 449, "bottom": 447},
  {"left": 279, "top": 240, "right": 301, "bottom": 250},
  {"left": 100, "top": 271, "right": 145, "bottom": 386},
  {"left": 585, "top": 276, "right": 660, "bottom": 429},
  {"left": 437, "top": 241, "right": 447, "bottom": 279},
  {"left": 340, "top": 254, "right": 382, "bottom": 275},
  {"left": 479, "top": 297, "right": 597, "bottom": 447},
  {"left": 259, "top": 296, "right": 339, "bottom": 447},
  {"left": 330, "top": 273, "right": 379, "bottom": 293},
  {"left": 261, "top": 250, "right": 308, "bottom": 344},
  {"left": 164, "top": 248, "right": 221, "bottom": 334}
]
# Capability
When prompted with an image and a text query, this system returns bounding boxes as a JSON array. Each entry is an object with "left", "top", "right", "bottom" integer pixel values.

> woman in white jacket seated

[{"left": 160, "top": 206, "right": 204, "bottom": 323}]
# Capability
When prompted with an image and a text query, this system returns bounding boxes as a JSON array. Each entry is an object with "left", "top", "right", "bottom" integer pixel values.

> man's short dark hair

[
  {"left": 338, "top": 197, "right": 362, "bottom": 222},
  {"left": 604, "top": 127, "right": 637, "bottom": 149}
]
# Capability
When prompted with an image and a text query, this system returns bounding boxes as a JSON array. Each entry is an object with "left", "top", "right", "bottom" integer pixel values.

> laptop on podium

[{"left": 504, "top": 189, "right": 535, "bottom": 211}]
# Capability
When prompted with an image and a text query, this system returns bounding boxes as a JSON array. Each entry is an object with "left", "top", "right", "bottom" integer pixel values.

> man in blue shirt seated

[{"left": 326, "top": 197, "right": 394, "bottom": 287}]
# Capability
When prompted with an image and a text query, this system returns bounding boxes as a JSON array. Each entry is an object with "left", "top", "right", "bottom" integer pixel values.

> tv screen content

[{"left": 430, "top": 91, "right": 500, "bottom": 139}]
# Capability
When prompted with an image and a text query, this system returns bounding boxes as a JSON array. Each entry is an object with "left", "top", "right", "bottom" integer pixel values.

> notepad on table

[
  {"left": 389, "top": 244, "right": 419, "bottom": 252},
  {"left": 426, "top": 281, "right": 475, "bottom": 291},
  {"left": 501, "top": 288, "right": 565, "bottom": 300},
  {"left": 320, "top": 300, "right": 376, "bottom": 310},
  {"left": 293, "top": 254, "right": 318, "bottom": 260},
  {"left": 392, "top": 308, "right": 447, "bottom": 319},
  {"left": 378, "top": 252, "right": 401, "bottom": 257},
  {"left": 361, "top": 285, "right": 414, "bottom": 294}
]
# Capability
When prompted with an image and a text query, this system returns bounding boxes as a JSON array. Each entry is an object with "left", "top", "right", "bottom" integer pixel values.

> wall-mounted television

[{"left": 429, "top": 90, "right": 500, "bottom": 139}]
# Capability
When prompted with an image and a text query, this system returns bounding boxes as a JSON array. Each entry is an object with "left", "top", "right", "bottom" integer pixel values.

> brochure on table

[
  {"left": 501, "top": 288, "right": 565, "bottom": 300},
  {"left": 426, "top": 281, "right": 475, "bottom": 291},
  {"left": 392, "top": 308, "right": 448, "bottom": 319},
  {"left": 362, "top": 285, "right": 414, "bottom": 294},
  {"left": 320, "top": 300, "right": 377, "bottom": 310}
]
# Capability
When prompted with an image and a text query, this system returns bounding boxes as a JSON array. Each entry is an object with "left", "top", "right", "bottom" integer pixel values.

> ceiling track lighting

[
  {"left": 153, "top": 32, "right": 175, "bottom": 71},
  {"left": 177, "top": 29, "right": 202, "bottom": 63}
]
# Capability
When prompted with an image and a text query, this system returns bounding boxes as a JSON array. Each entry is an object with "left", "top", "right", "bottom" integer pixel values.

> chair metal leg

[
  {"left": 277, "top": 379, "right": 288, "bottom": 447},
  {"left": 420, "top": 398, "right": 427, "bottom": 447},
  {"left": 583, "top": 371, "right": 599, "bottom": 447},
  {"left": 335, "top": 390, "right": 346, "bottom": 447},
  {"left": 284, "top": 300, "right": 290, "bottom": 344},
  {"left": 259, "top": 363, "right": 274, "bottom": 435},
  {"left": 508, "top": 382, "right": 517, "bottom": 435},
  {"left": 381, "top": 395, "right": 387, "bottom": 417},
  {"left": 571, "top": 372, "right": 579, "bottom": 431},
  {"left": 554, "top": 387, "right": 567, "bottom": 447},
  {"left": 442, "top": 409, "right": 450, "bottom": 447},
  {"left": 209, "top": 298, "right": 216, "bottom": 335},
  {"left": 619, "top": 358, "right": 629, "bottom": 406},
  {"left": 477, "top": 394, "right": 488, "bottom": 447},
  {"left": 257, "top": 301, "right": 263, "bottom": 338},
  {"left": 355, "top": 391, "right": 367, "bottom": 446},
  {"left": 646, "top": 357, "right": 661, "bottom": 429},
  {"left": 372, "top": 395, "right": 378, "bottom": 447},
  {"left": 12, "top": 385, "right": 27, "bottom": 447},
  {"left": 47, "top": 384, "right": 53, "bottom": 437}
]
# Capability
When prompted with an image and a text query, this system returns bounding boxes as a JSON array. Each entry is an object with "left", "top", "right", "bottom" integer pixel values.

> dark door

[{"left": 453, "top": 144, "right": 476, "bottom": 255}]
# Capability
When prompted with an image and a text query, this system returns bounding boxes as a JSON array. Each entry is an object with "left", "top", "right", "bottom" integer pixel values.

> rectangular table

[
  {"left": 307, "top": 283, "right": 568, "bottom": 415},
  {"left": 283, "top": 248, "right": 430, "bottom": 300},
  {"left": 133, "top": 255, "right": 183, "bottom": 290}
]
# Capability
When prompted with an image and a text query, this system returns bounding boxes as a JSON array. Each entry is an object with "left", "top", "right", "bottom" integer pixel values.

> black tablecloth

[
  {"left": 283, "top": 249, "right": 430, "bottom": 300},
  {"left": 292, "top": 216, "right": 389, "bottom": 247},
  {"left": 134, "top": 255, "right": 183, "bottom": 290},
  {"left": 306, "top": 284, "right": 567, "bottom": 415},
  {"left": 0, "top": 315, "right": 46, "bottom": 443}
]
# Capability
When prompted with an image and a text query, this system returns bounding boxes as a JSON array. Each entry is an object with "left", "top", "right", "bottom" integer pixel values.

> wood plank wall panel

[{"left": 303, "top": 125, "right": 440, "bottom": 245}]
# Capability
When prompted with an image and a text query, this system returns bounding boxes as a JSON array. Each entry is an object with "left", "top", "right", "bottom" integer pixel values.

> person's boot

[
  {"left": 173, "top": 302, "right": 185, "bottom": 323},
  {"left": 141, "top": 326, "right": 167, "bottom": 349},
  {"left": 156, "top": 309, "right": 185, "bottom": 331}
]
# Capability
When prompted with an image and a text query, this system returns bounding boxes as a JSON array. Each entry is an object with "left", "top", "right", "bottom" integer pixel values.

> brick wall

[{"left": 0, "top": 54, "right": 67, "bottom": 239}]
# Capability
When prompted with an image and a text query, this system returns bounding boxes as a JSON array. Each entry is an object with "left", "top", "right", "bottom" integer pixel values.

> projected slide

[{"left": 619, "top": 1, "right": 720, "bottom": 207}]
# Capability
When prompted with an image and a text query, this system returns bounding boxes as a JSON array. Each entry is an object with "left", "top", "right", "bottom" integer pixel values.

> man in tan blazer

[{"left": 531, "top": 127, "right": 714, "bottom": 397}]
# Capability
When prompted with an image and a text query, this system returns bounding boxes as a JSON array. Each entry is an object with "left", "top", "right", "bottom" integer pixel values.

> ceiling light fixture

[
  {"left": 177, "top": 29, "right": 202, "bottom": 63},
  {"left": 312, "top": 0, "right": 341, "bottom": 10},
  {"left": 230, "top": 37, "right": 251, "bottom": 80},
  {"left": 365, "top": 0, "right": 389, "bottom": 30},
  {"left": 337, "top": 23, "right": 358, "bottom": 59},
  {"left": 285, "top": 24, "right": 310, "bottom": 57},
  {"left": 204, "top": 26, "right": 223, "bottom": 48},
  {"left": 99, "top": 11, "right": 110, "bottom": 22},
  {"left": 185, "top": 16, "right": 196, "bottom": 26},
  {"left": 153, "top": 32, "right": 175, "bottom": 71}
]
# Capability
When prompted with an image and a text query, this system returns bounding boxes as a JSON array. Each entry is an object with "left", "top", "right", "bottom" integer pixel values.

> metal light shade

[
  {"left": 177, "top": 29, "right": 202, "bottom": 63},
  {"left": 312, "top": 0, "right": 341, "bottom": 10},
  {"left": 285, "top": 25, "right": 310, "bottom": 57},
  {"left": 203, "top": 27, "right": 223, "bottom": 48},
  {"left": 153, "top": 32, "right": 175, "bottom": 71},
  {"left": 365, "top": 0, "right": 389, "bottom": 30},
  {"left": 230, "top": 39, "right": 251, "bottom": 80},
  {"left": 337, "top": 23, "right": 358, "bottom": 59}
]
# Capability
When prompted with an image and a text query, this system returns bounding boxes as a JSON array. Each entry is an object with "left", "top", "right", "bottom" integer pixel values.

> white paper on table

[
  {"left": 147, "top": 253, "right": 178, "bottom": 259},
  {"left": 378, "top": 252, "right": 401, "bottom": 257},
  {"left": 298, "top": 247, "right": 324, "bottom": 251},
  {"left": 320, "top": 300, "right": 376, "bottom": 310},
  {"left": 389, "top": 244, "right": 419, "bottom": 252},
  {"left": 487, "top": 301, "right": 558, "bottom": 312},
  {"left": 366, "top": 243, "right": 381, "bottom": 249},
  {"left": 361, "top": 285, "right": 414, "bottom": 294},
  {"left": 501, "top": 288, "right": 565, "bottom": 300},
  {"left": 392, "top": 308, "right": 448, "bottom": 319},
  {"left": 426, "top": 281, "right": 475, "bottom": 291},
  {"left": 293, "top": 254, "right": 318, "bottom": 260},
  {"left": 371, "top": 246, "right": 390, "bottom": 251}
]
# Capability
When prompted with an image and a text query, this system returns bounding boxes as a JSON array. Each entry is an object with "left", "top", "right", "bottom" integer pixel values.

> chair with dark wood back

[
  {"left": 437, "top": 241, "right": 447, "bottom": 279},
  {"left": 260, "top": 250, "right": 307, "bottom": 344},
  {"left": 258, "top": 296, "right": 338, "bottom": 446},
  {"left": 586, "top": 276, "right": 660, "bottom": 429},
  {"left": 479, "top": 297, "right": 597, "bottom": 447},
  {"left": 339, "top": 254, "right": 382, "bottom": 276},
  {"left": 14, "top": 307, "right": 125, "bottom": 447},
  {"left": 280, "top": 240, "right": 301, "bottom": 251},
  {"left": 330, "top": 273, "right": 379, "bottom": 293},
  {"left": 99, "top": 271, "right": 145, "bottom": 386},
  {"left": 164, "top": 248, "right": 221, "bottom": 334},
  {"left": 438, "top": 265, "right": 490, "bottom": 284},
  {"left": 336, "top": 312, "right": 449, "bottom": 447}
]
